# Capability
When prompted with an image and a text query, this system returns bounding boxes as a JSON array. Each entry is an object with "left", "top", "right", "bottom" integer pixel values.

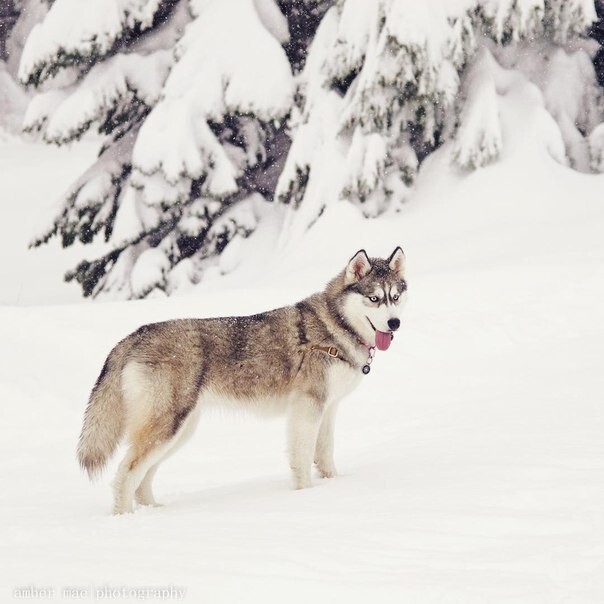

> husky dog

[{"left": 78, "top": 247, "right": 407, "bottom": 514}]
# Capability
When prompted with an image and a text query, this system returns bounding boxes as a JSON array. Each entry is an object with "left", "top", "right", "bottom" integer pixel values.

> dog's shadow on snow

[{"left": 145, "top": 473, "right": 342, "bottom": 515}]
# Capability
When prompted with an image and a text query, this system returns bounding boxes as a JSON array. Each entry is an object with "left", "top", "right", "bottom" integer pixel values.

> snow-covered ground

[{"left": 1, "top": 112, "right": 604, "bottom": 602}]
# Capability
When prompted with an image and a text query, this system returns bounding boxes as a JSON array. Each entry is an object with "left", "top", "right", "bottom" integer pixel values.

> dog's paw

[
  {"left": 290, "top": 466, "right": 313, "bottom": 490},
  {"left": 316, "top": 464, "right": 338, "bottom": 479},
  {"left": 292, "top": 477, "right": 313, "bottom": 490},
  {"left": 137, "top": 501, "right": 164, "bottom": 508}
]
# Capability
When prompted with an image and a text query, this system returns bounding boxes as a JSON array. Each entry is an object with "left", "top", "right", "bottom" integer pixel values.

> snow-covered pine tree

[
  {"left": 21, "top": 0, "right": 604, "bottom": 297},
  {"left": 22, "top": 0, "right": 300, "bottom": 298},
  {"left": 277, "top": 0, "right": 603, "bottom": 237}
]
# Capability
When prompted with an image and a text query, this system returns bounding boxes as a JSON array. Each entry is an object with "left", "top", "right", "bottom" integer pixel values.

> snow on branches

[
  {"left": 277, "top": 0, "right": 602, "bottom": 234},
  {"left": 23, "top": 0, "right": 296, "bottom": 298},
  {"left": 19, "top": 0, "right": 169, "bottom": 87},
  {"left": 20, "top": 0, "right": 604, "bottom": 298}
]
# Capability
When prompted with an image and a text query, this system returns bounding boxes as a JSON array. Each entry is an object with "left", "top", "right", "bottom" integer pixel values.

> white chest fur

[{"left": 325, "top": 362, "right": 363, "bottom": 404}]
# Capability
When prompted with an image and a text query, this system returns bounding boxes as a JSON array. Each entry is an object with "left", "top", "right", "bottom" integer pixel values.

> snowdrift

[{"left": 1, "top": 89, "right": 604, "bottom": 601}]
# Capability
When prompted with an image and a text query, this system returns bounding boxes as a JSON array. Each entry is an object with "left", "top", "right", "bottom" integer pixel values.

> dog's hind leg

[
  {"left": 134, "top": 462, "right": 160, "bottom": 507},
  {"left": 134, "top": 406, "right": 201, "bottom": 507},
  {"left": 287, "top": 396, "right": 324, "bottom": 490},
  {"left": 112, "top": 421, "right": 174, "bottom": 514},
  {"left": 314, "top": 400, "right": 340, "bottom": 479},
  {"left": 117, "top": 359, "right": 204, "bottom": 513}
]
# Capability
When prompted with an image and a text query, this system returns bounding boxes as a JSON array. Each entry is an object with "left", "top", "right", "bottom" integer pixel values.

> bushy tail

[{"left": 77, "top": 352, "right": 126, "bottom": 479}]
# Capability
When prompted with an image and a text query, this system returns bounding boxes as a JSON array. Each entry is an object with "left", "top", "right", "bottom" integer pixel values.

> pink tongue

[{"left": 375, "top": 330, "right": 392, "bottom": 351}]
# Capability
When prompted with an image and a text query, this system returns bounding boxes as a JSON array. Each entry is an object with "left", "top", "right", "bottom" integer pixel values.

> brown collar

[
  {"left": 311, "top": 342, "right": 378, "bottom": 375},
  {"left": 311, "top": 336, "right": 375, "bottom": 359},
  {"left": 310, "top": 345, "right": 339, "bottom": 358}
]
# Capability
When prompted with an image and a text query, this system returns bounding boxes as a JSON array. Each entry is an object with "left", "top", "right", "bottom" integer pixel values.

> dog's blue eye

[
  {"left": 392, "top": 294, "right": 400, "bottom": 302},
  {"left": 369, "top": 296, "right": 379, "bottom": 303}
]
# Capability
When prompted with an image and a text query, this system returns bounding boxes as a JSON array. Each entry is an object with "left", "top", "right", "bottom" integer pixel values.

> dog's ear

[
  {"left": 345, "top": 250, "right": 372, "bottom": 284},
  {"left": 388, "top": 247, "right": 405, "bottom": 278}
]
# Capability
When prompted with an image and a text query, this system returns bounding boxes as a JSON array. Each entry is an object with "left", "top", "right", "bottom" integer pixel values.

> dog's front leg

[
  {"left": 287, "top": 396, "right": 324, "bottom": 489},
  {"left": 314, "top": 400, "right": 340, "bottom": 479}
]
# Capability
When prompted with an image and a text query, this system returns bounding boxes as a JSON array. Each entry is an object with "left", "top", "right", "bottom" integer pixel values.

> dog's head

[{"left": 340, "top": 247, "right": 407, "bottom": 350}]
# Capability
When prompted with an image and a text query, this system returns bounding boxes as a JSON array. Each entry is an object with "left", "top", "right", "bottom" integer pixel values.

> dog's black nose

[{"left": 388, "top": 318, "right": 400, "bottom": 331}]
